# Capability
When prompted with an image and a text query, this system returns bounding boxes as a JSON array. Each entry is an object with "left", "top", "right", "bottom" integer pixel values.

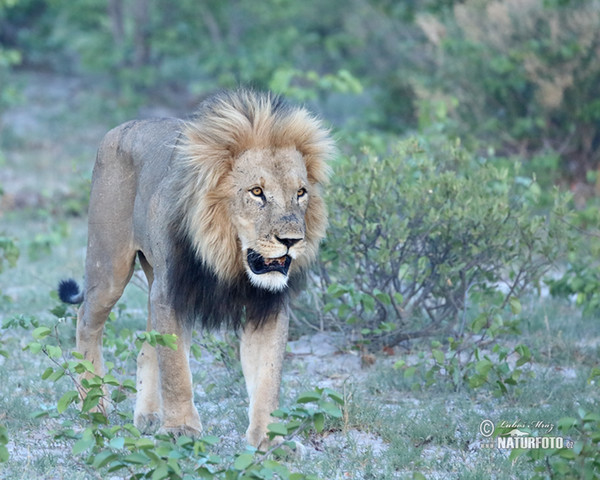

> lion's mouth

[{"left": 247, "top": 249, "right": 291, "bottom": 276}]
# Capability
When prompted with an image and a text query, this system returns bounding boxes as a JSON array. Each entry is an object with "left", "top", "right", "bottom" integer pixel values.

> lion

[{"left": 58, "top": 89, "right": 334, "bottom": 449}]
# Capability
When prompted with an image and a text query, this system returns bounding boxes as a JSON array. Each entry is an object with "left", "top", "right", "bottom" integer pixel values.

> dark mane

[{"left": 167, "top": 223, "right": 305, "bottom": 331}]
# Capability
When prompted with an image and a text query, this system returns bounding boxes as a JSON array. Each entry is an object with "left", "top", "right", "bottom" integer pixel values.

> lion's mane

[{"left": 167, "top": 90, "right": 334, "bottom": 329}]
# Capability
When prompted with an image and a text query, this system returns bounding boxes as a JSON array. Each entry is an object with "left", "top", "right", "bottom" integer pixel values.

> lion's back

[{"left": 88, "top": 117, "right": 184, "bottom": 233}]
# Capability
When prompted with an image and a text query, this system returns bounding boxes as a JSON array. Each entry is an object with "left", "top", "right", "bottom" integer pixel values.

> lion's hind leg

[
  {"left": 134, "top": 253, "right": 163, "bottom": 434},
  {"left": 77, "top": 228, "right": 137, "bottom": 414}
]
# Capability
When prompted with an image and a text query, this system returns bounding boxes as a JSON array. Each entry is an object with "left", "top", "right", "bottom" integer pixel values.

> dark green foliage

[
  {"left": 511, "top": 406, "right": 600, "bottom": 479},
  {"left": 419, "top": 0, "right": 600, "bottom": 178},
  {"left": 320, "top": 137, "right": 569, "bottom": 347},
  {"left": 2, "top": 0, "right": 599, "bottom": 182},
  {"left": 546, "top": 197, "right": 600, "bottom": 316}
]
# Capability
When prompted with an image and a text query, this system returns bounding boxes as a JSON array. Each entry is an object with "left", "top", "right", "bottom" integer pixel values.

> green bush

[
  {"left": 416, "top": 0, "right": 600, "bottom": 178},
  {"left": 319, "top": 137, "right": 569, "bottom": 349},
  {"left": 546, "top": 197, "right": 600, "bottom": 316},
  {"left": 511, "top": 405, "right": 600, "bottom": 479},
  {"left": 312, "top": 136, "right": 575, "bottom": 396}
]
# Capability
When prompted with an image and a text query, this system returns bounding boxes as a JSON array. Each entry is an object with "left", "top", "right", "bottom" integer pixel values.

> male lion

[{"left": 58, "top": 89, "right": 334, "bottom": 449}]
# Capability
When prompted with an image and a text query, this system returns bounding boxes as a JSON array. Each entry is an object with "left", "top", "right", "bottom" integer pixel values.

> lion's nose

[{"left": 275, "top": 236, "right": 301, "bottom": 249}]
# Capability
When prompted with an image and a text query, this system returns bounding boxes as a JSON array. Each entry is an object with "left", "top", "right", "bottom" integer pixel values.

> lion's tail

[{"left": 58, "top": 278, "right": 84, "bottom": 304}]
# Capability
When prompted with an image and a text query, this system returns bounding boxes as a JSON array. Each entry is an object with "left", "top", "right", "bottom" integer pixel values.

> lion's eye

[
  {"left": 297, "top": 187, "right": 307, "bottom": 198},
  {"left": 250, "top": 187, "right": 264, "bottom": 197}
]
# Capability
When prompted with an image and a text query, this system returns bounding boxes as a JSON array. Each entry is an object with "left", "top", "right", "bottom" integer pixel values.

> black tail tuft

[{"left": 58, "top": 278, "right": 84, "bottom": 304}]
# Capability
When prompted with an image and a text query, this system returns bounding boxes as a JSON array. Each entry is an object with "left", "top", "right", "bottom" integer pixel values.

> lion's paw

[
  {"left": 255, "top": 436, "right": 306, "bottom": 459},
  {"left": 159, "top": 423, "right": 203, "bottom": 439},
  {"left": 134, "top": 412, "right": 162, "bottom": 434},
  {"left": 273, "top": 439, "right": 306, "bottom": 460}
]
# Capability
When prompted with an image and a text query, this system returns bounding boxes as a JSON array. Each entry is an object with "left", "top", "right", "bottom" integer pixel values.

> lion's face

[{"left": 229, "top": 148, "right": 309, "bottom": 291}]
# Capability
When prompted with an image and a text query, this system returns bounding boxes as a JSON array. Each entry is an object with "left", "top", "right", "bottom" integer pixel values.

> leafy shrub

[
  {"left": 417, "top": 0, "right": 600, "bottom": 178},
  {"left": 546, "top": 197, "right": 600, "bottom": 316},
  {"left": 21, "top": 302, "right": 344, "bottom": 479},
  {"left": 396, "top": 337, "right": 535, "bottom": 397},
  {"left": 319, "top": 137, "right": 569, "bottom": 348},
  {"left": 512, "top": 406, "right": 600, "bottom": 479}
]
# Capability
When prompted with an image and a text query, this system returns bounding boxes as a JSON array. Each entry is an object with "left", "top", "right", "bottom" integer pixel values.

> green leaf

[
  {"left": 26, "top": 342, "right": 42, "bottom": 354},
  {"left": 92, "top": 450, "right": 117, "bottom": 469},
  {"left": 314, "top": 412, "right": 325, "bottom": 433},
  {"left": 0, "top": 445, "right": 8, "bottom": 463},
  {"left": 267, "top": 423, "right": 288, "bottom": 436},
  {"left": 583, "top": 412, "right": 600, "bottom": 423},
  {"left": 123, "top": 452, "right": 149, "bottom": 465},
  {"left": 151, "top": 465, "right": 170, "bottom": 480},
  {"left": 296, "top": 391, "right": 322, "bottom": 403},
  {"left": 48, "top": 369, "right": 65, "bottom": 382},
  {"left": 557, "top": 448, "right": 576, "bottom": 460},
  {"left": 157, "top": 333, "right": 178, "bottom": 351},
  {"left": 81, "top": 392, "right": 101, "bottom": 413},
  {"left": 72, "top": 432, "right": 94, "bottom": 455},
  {"left": 201, "top": 435, "right": 220, "bottom": 446},
  {"left": 103, "top": 374, "right": 119, "bottom": 386},
  {"left": 475, "top": 358, "right": 493, "bottom": 376},
  {"left": 73, "top": 360, "right": 95, "bottom": 374},
  {"left": 324, "top": 389, "right": 344, "bottom": 405},
  {"left": 233, "top": 453, "right": 254, "bottom": 470},
  {"left": 361, "top": 294, "right": 375, "bottom": 312},
  {"left": 109, "top": 436, "right": 125, "bottom": 449},
  {"left": 122, "top": 379, "right": 137, "bottom": 391},
  {"left": 515, "top": 344, "right": 531, "bottom": 366},
  {"left": 470, "top": 314, "right": 487, "bottom": 334},
  {"left": 32, "top": 326, "right": 52, "bottom": 340},
  {"left": 558, "top": 417, "right": 578, "bottom": 431},
  {"left": 57, "top": 390, "right": 79, "bottom": 414},
  {"left": 318, "top": 400, "right": 342, "bottom": 418},
  {"left": 135, "top": 438, "right": 156, "bottom": 450},
  {"left": 432, "top": 349, "right": 445, "bottom": 364},
  {"left": 509, "top": 297, "right": 522, "bottom": 315},
  {"left": 46, "top": 345, "right": 62, "bottom": 359},
  {"left": 111, "top": 389, "right": 126, "bottom": 404},
  {"left": 373, "top": 289, "right": 391, "bottom": 305}
]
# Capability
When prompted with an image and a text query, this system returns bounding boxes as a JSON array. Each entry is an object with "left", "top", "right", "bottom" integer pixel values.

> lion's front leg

[
  {"left": 240, "top": 309, "right": 289, "bottom": 450},
  {"left": 151, "top": 292, "right": 202, "bottom": 437}
]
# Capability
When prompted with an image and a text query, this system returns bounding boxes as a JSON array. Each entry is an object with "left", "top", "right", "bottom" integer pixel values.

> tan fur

[{"left": 66, "top": 90, "right": 334, "bottom": 448}]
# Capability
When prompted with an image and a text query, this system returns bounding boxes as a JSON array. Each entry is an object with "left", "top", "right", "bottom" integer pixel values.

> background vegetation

[{"left": 1, "top": 0, "right": 599, "bottom": 478}]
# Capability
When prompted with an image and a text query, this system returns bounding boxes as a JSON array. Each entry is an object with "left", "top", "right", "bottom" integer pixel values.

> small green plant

[
  {"left": 23, "top": 300, "right": 343, "bottom": 479},
  {"left": 26, "top": 221, "right": 70, "bottom": 260},
  {"left": 546, "top": 200, "right": 600, "bottom": 317},
  {"left": 510, "top": 407, "right": 600, "bottom": 479},
  {"left": 399, "top": 336, "right": 534, "bottom": 396},
  {"left": 0, "top": 235, "right": 19, "bottom": 276}
]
